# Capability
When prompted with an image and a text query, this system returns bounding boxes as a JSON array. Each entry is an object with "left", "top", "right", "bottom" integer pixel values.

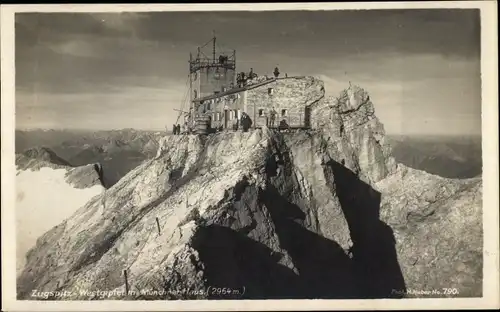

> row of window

[
  {"left": 205, "top": 109, "right": 288, "bottom": 119},
  {"left": 209, "top": 110, "right": 240, "bottom": 121}
]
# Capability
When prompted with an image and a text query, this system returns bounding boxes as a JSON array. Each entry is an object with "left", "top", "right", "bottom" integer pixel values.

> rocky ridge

[{"left": 17, "top": 80, "right": 482, "bottom": 300}]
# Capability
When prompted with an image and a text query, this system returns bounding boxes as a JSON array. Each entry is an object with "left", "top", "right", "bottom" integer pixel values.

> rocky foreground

[{"left": 17, "top": 84, "right": 482, "bottom": 300}]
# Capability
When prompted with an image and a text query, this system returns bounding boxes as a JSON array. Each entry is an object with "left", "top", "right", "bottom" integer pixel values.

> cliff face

[{"left": 17, "top": 81, "right": 482, "bottom": 300}]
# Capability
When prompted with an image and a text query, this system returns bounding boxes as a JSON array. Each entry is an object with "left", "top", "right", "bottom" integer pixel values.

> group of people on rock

[
  {"left": 172, "top": 124, "right": 182, "bottom": 135},
  {"left": 235, "top": 66, "right": 289, "bottom": 88},
  {"left": 237, "top": 69, "right": 258, "bottom": 88}
]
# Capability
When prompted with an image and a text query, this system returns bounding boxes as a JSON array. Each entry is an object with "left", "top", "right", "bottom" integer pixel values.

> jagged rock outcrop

[
  {"left": 15, "top": 149, "right": 106, "bottom": 275},
  {"left": 17, "top": 82, "right": 482, "bottom": 300}
]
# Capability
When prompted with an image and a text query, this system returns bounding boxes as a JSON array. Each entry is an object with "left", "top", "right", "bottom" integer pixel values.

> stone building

[
  {"left": 185, "top": 37, "right": 325, "bottom": 132},
  {"left": 191, "top": 76, "right": 325, "bottom": 131}
]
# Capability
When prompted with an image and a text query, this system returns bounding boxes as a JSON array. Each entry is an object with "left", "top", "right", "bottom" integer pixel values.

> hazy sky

[{"left": 15, "top": 9, "right": 481, "bottom": 135}]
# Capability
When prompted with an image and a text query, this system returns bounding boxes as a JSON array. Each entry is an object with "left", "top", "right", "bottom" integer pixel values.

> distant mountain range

[
  {"left": 386, "top": 134, "right": 482, "bottom": 179},
  {"left": 15, "top": 129, "right": 164, "bottom": 187}
]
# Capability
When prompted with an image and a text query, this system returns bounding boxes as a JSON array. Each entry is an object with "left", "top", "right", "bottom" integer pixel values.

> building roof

[{"left": 193, "top": 78, "right": 277, "bottom": 103}]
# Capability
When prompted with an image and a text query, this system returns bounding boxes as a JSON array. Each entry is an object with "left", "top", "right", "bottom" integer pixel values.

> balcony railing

[{"left": 189, "top": 60, "right": 236, "bottom": 73}]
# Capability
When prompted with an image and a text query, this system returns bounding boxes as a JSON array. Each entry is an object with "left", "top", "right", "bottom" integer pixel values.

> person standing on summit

[{"left": 274, "top": 66, "right": 280, "bottom": 78}]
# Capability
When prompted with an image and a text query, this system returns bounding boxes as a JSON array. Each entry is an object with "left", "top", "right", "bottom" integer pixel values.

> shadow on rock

[
  {"left": 191, "top": 224, "right": 301, "bottom": 299},
  {"left": 192, "top": 180, "right": 359, "bottom": 299},
  {"left": 93, "top": 163, "right": 105, "bottom": 187},
  {"left": 260, "top": 184, "right": 359, "bottom": 299},
  {"left": 324, "top": 160, "right": 407, "bottom": 298},
  {"left": 191, "top": 152, "right": 405, "bottom": 299}
]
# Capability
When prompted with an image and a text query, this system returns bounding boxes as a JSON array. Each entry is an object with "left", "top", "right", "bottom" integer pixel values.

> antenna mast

[
  {"left": 189, "top": 52, "right": 193, "bottom": 127},
  {"left": 212, "top": 30, "right": 216, "bottom": 63}
]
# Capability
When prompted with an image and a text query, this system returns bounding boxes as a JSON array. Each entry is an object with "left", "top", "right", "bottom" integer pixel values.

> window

[
  {"left": 258, "top": 109, "right": 264, "bottom": 117},
  {"left": 281, "top": 109, "right": 287, "bottom": 117},
  {"left": 194, "top": 90, "right": 198, "bottom": 99},
  {"left": 268, "top": 88, "right": 274, "bottom": 95}
]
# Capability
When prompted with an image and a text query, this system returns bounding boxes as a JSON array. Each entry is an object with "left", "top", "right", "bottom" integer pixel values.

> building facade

[{"left": 192, "top": 76, "right": 325, "bottom": 131}]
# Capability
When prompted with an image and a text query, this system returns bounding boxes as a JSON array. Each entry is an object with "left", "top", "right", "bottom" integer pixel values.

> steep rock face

[
  {"left": 376, "top": 165, "right": 482, "bottom": 297},
  {"left": 310, "top": 84, "right": 396, "bottom": 184},
  {"left": 17, "top": 82, "right": 482, "bottom": 300},
  {"left": 15, "top": 152, "right": 105, "bottom": 275}
]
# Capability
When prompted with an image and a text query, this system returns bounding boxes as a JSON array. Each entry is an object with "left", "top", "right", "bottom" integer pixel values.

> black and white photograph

[{"left": 1, "top": 2, "right": 498, "bottom": 311}]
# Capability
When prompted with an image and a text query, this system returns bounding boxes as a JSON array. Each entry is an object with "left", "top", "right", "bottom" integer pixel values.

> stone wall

[
  {"left": 246, "top": 76, "right": 324, "bottom": 128},
  {"left": 193, "top": 67, "right": 236, "bottom": 99},
  {"left": 195, "top": 76, "right": 324, "bottom": 130}
]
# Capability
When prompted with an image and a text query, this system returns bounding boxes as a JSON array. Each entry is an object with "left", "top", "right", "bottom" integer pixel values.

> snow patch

[{"left": 16, "top": 167, "right": 104, "bottom": 274}]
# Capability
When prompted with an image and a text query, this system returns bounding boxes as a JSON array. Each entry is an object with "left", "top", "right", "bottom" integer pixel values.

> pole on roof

[
  {"left": 213, "top": 30, "right": 216, "bottom": 63},
  {"left": 189, "top": 52, "right": 193, "bottom": 127}
]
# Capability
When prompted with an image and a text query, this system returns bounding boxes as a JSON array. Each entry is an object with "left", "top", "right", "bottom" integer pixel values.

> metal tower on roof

[{"left": 188, "top": 34, "right": 237, "bottom": 99}]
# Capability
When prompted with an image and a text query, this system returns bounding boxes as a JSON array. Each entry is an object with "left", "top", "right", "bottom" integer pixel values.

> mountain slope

[
  {"left": 15, "top": 149, "right": 106, "bottom": 275},
  {"left": 17, "top": 82, "right": 482, "bottom": 300}
]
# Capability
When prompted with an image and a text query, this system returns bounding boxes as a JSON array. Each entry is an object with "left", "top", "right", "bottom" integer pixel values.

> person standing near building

[
  {"left": 241, "top": 112, "right": 252, "bottom": 132},
  {"left": 232, "top": 111, "right": 239, "bottom": 131},
  {"left": 269, "top": 107, "right": 277, "bottom": 128}
]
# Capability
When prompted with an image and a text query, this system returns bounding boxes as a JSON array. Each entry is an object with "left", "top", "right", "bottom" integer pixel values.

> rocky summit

[{"left": 17, "top": 80, "right": 482, "bottom": 300}]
